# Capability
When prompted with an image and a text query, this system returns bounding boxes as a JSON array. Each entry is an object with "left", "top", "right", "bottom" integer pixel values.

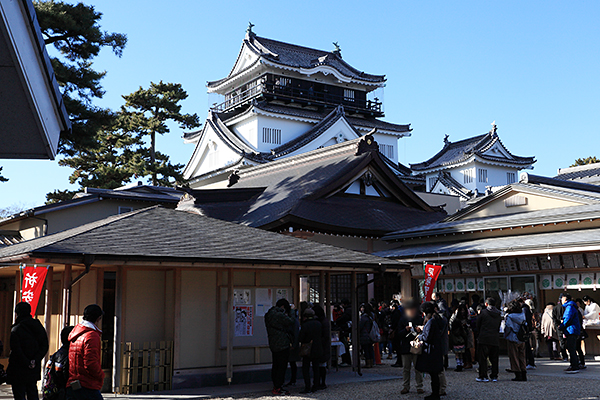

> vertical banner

[
  {"left": 422, "top": 263, "right": 443, "bottom": 302},
  {"left": 21, "top": 266, "right": 48, "bottom": 317}
]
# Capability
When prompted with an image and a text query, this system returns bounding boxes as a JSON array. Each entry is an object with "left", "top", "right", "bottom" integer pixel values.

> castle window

[
  {"left": 478, "top": 169, "right": 488, "bottom": 183},
  {"left": 463, "top": 168, "right": 474, "bottom": 184},
  {"left": 429, "top": 177, "right": 437, "bottom": 190},
  {"left": 262, "top": 127, "right": 282, "bottom": 145},
  {"left": 344, "top": 89, "right": 355, "bottom": 102},
  {"left": 507, "top": 172, "right": 516, "bottom": 184},
  {"left": 378, "top": 144, "right": 394, "bottom": 159}
]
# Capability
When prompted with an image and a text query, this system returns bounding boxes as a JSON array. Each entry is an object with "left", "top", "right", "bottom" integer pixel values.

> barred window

[
  {"left": 378, "top": 144, "right": 394, "bottom": 159},
  {"left": 507, "top": 172, "right": 516, "bottom": 184},
  {"left": 262, "top": 127, "right": 282, "bottom": 144},
  {"left": 463, "top": 168, "right": 474, "bottom": 184},
  {"left": 344, "top": 89, "right": 355, "bottom": 102},
  {"left": 478, "top": 169, "right": 488, "bottom": 183}
]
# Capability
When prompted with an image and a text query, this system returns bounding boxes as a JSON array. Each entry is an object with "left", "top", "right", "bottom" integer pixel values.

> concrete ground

[{"left": 1, "top": 356, "right": 599, "bottom": 400}]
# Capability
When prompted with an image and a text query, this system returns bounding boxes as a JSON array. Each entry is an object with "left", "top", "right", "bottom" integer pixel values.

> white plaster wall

[
  {"left": 427, "top": 163, "right": 523, "bottom": 193},
  {"left": 373, "top": 134, "right": 398, "bottom": 163},
  {"left": 230, "top": 115, "right": 258, "bottom": 148},
  {"left": 252, "top": 115, "right": 313, "bottom": 152}
]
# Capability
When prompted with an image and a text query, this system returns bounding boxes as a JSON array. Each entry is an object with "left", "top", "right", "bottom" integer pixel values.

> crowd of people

[
  {"left": 5, "top": 302, "right": 106, "bottom": 400},
  {"left": 266, "top": 291, "right": 598, "bottom": 399}
]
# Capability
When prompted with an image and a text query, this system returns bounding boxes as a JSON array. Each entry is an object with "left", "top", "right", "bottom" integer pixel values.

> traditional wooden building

[
  {"left": 377, "top": 173, "right": 600, "bottom": 354},
  {"left": 0, "top": 206, "right": 403, "bottom": 392},
  {"left": 183, "top": 26, "right": 413, "bottom": 187},
  {"left": 556, "top": 162, "right": 600, "bottom": 186},
  {"left": 411, "top": 124, "right": 536, "bottom": 205},
  {"left": 178, "top": 135, "right": 447, "bottom": 302}
]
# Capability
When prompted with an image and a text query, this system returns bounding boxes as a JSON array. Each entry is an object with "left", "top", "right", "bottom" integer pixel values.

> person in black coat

[
  {"left": 475, "top": 297, "right": 502, "bottom": 381},
  {"left": 416, "top": 302, "right": 444, "bottom": 400},
  {"left": 299, "top": 308, "right": 323, "bottom": 394},
  {"left": 7, "top": 302, "right": 49, "bottom": 400},
  {"left": 313, "top": 305, "right": 330, "bottom": 390},
  {"left": 390, "top": 301, "right": 405, "bottom": 367},
  {"left": 334, "top": 299, "right": 352, "bottom": 366},
  {"left": 552, "top": 294, "right": 568, "bottom": 360}
]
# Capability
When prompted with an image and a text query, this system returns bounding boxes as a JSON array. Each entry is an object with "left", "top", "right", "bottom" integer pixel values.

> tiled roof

[
  {"left": 376, "top": 226, "right": 600, "bottom": 261},
  {"left": 207, "top": 35, "right": 385, "bottom": 88},
  {"left": 432, "top": 171, "right": 472, "bottom": 200},
  {"left": 0, "top": 206, "right": 400, "bottom": 269},
  {"left": 179, "top": 137, "right": 444, "bottom": 236},
  {"left": 0, "top": 230, "right": 23, "bottom": 247},
  {"left": 382, "top": 202, "right": 600, "bottom": 242},
  {"left": 411, "top": 128, "right": 535, "bottom": 172},
  {"left": 555, "top": 163, "right": 600, "bottom": 183}
]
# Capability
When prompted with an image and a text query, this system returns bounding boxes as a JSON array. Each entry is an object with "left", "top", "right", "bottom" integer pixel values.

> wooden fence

[{"left": 120, "top": 341, "right": 173, "bottom": 394}]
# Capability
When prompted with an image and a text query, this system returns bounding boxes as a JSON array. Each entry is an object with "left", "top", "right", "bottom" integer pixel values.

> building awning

[
  {"left": 376, "top": 227, "right": 600, "bottom": 262},
  {"left": 0, "top": 0, "right": 70, "bottom": 160}
]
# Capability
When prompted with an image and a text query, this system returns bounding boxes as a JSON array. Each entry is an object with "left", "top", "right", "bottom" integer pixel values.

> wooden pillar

[
  {"left": 44, "top": 266, "right": 53, "bottom": 355},
  {"left": 325, "top": 272, "right": 332, "bottom": 321},
  {"left": 13, "top": 269, "right": 21, "bottom": 324},
  {"left": 62, "top": 264, "right": 72, "bottom": 327},
  {"left": 319, "top": 271, "right": 325, "bottom": 308},
  {"left": 112, "top": 266, "right": 125, "bottom": 393},
  {"left": 226, "top": 268, "right": 234, "bottom": 383},
  {"left": 400, "top": 269, "right": 413, "bottom": 301},
  {"left": 173, "top": 268, "right": 182, "bottom": 370},
  {"left": 351, "top": 271, "right": 359, "bottom": 373}
]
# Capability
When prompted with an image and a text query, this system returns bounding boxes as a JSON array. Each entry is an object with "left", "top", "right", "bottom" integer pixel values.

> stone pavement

[{"left": 1, "top": 356, "right": 599, "bottom": 400}]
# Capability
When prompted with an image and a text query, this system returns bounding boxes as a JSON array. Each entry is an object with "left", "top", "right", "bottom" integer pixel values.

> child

[{"left": 43, "top": 326, "right": 74, "bottom": 400}]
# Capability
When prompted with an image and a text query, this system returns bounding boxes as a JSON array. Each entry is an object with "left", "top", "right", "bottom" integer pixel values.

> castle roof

[{"left": 411, "top": 126, "right": 535, "bottom": 172}]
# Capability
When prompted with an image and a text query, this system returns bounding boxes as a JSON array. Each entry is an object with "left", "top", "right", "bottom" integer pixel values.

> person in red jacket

[{"left": 67, "top": 305, "right": 104, "bottom": 400}]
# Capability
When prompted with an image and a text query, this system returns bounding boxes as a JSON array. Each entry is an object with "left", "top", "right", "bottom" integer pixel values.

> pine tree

[
  {"left": 34, "top": 0, "right": 127, "bottom": 156},
  {"left": 571, "top": 156, "right": 600, "bottom": 167},
  {"left": 119, "top": 81, "right": 200, "bottom": 186}
]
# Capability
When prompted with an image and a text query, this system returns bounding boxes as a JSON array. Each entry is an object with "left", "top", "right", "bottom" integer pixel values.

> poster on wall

[
  {"left": 276, "top": 289, "right": 288, "bottom": 301},
  {"left": 444, "top": 279, "right": 455, "bottom": 293},
  {"left": 466, "top": 278, "right": 477, "bottom": 292},
  {"left": 477, "top": 278, "right": 485, "bottom": 292},
  {"left": 234, "top": 305, "right": 254, "bottom": 336},
  {"left": 581, "top": 273, "right": 594, "bottom": 288},
  {"left": 567, "top": 274, "right": 580, "bottom": 289},
  {"left": 454, "top": 278, "right": 466, "bottom": 292},
  {"left": 540, "top": 275, "right": 552, "bottom": 290},
  {"left": 553, "top": 275, "right": 566, "bottom": 290},
  {"left": 256, "top": 288, "right": 273, "bottom": 317},
  {"left": 234, "top": 289, "right": 251, "bottom": 305}
]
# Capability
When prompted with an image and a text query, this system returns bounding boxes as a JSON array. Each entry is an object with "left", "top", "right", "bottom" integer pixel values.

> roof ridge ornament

[
  {"left": 332, "top": 41, "right": 342, "bottom": 58},
  {"left": 490, "top": 121, "right": 498, "bottom": 136},
  {"left": 246, "top": 21, "right": 255, "bottom": 38},
  {"left": 443, "top": 134, "right": 450, "bottom": 145},
  {"left": 356, "top": 131, "right": 378, "bottom": 155}
]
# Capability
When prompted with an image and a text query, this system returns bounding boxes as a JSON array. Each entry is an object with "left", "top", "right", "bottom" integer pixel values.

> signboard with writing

[{"left": 21, "top": 266, "right": 48, "bottom": 317}]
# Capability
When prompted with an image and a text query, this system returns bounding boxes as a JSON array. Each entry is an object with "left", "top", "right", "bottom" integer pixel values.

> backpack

[
  {"left": 369, "top": 318, "right": 381, "bottom": 343},
  {"left": 42, "top": 349, "right": 68, "bottom": 400},
  {"left": 516, "top": 320, "right": 531, "bottom": 342}
]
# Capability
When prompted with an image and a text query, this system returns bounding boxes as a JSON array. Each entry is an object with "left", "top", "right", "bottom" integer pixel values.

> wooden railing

[{"left": 120, "top": 341, "right": 173, "bottom": 394}]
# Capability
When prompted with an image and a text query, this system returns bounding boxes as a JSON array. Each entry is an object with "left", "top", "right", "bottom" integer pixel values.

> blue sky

[{"left": 2, "top": 1, "right": 599, "bottom": 209}]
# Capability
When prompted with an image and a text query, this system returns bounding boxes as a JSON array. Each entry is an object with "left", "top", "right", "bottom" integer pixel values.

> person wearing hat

[
  {"left": 7, "top": 302, "right": 49, "bottom": 400},
  {"left": 67, "top": 305, "right": 105, "bottom": 400},
  {"left": 265, "top": 298, "right": 295, "bottom": 396}
]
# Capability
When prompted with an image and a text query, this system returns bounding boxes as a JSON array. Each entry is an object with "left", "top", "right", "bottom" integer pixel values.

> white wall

[{"left": 427, "top": 162, "right": 522, "bottom": 193}]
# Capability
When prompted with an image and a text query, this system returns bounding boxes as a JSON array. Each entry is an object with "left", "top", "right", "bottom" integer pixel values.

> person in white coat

[{"left": 582, "top": 296, "right": 600, "bottom": 324}]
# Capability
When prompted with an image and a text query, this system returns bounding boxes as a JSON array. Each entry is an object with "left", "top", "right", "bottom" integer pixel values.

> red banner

[
  {"left": 423, "top": 264, "right": 443, "bottom": 302},
  {"left": 21, "top": 266, "right": 48, "bottom": 316}
]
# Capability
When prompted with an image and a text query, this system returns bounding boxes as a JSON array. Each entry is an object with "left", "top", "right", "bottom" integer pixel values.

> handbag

[
  {"left": 453, "top": 344, "right": 466, "bottom": 354},
  {"left": 299, "top": 341, "right": 313, "bottom": 357},
  {"left": 410, "top": 337, "right": 423, "bottom": 355}
]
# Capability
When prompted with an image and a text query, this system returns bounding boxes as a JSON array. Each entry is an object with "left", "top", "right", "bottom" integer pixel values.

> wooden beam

[
  {"left": 326, "top": 272, "right": 332, "bottom": 321},
  {"left": 400, "top": 269, "right": 413, "bottom": 300},
  {"left": 62, "top": 264, "right": 71, "bottom": 327},
  {"left": 351, "top": 271, "right": 359, "bottom": 374},
  {"left": 112, "top": 266, "right": 124, "bottom": 393},
  {"left": 226, "top": 268, "right": 234, "bottom": 383},
  {"left": 173, "top": 268, "right": 182, "bottom": 370},
  {"left": 44, "top": 266, "right": 53, "bottom": 356},
  {"left": 319, "top": 271, "right": 325, "bottom": 308},
  {"left": 13, "top": 269, "right": 20, "bottom": 324}
]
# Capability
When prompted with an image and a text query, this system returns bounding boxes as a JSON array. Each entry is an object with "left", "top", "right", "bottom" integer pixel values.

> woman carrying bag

[{"left": 416, "top": 302, "right": 445, "bottom": 400}]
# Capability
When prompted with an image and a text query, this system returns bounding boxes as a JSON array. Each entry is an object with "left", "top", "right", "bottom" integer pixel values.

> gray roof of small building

[
  {"left": 555, "top": 163, "right": 600, "bottom": 183},
  {"left": 0, "top": 206, "right": 400, "bottom": 269},
  {"left": 376, "top": 226, "right": 600, "bottom": 260},
  {"left": 411, "top": 128, "right": 535, "bottom": 172},
  {"left": 207, "top": 35, "right": 385, "bottom": 88},
  {"left": 431, "top": 171, "right": 472, "bottom": 200}
]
